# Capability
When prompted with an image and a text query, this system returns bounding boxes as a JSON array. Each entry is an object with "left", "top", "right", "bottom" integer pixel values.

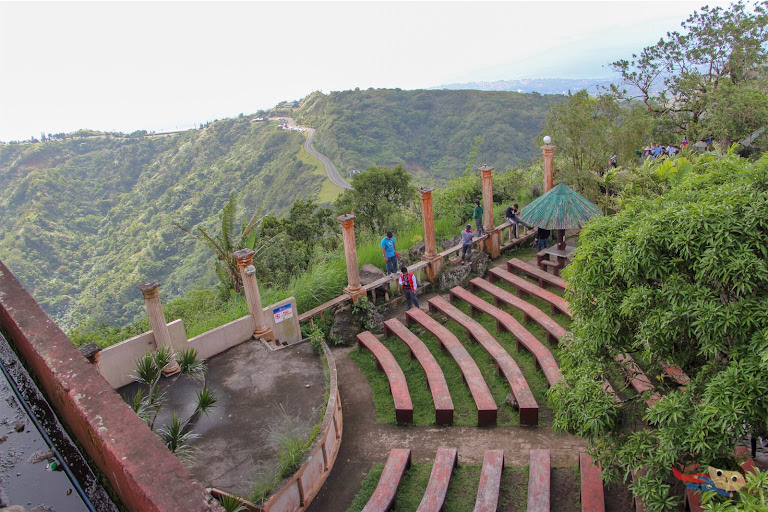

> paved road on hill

[{"left": 277, "top": 117, "right": 352, "bottom": 190}]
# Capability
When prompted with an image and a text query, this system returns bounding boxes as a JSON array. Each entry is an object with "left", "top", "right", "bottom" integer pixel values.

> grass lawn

[{"left": 346, "top": 461, "right": 539, "bottom": 512}]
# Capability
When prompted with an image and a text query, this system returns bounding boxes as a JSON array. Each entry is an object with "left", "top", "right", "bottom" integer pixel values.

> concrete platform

[{"left": 119, "top": 339, "right": 326, "bottom": 498}]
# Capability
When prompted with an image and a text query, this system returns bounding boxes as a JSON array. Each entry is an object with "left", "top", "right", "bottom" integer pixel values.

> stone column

[
  {"left": 419, "top": 187, "right": 443, "bottom": 282},
  {"left": 137, "top": 281, "right": 179, "bottom": 375},
  {"left": 234, "top": 248, "right": 274, "bottom": 340},
  {"left": 338, "top": 214, "right": 366, "bottom": 302},
  {"left": 542, "top": 144, "right": 555, "bottom": 192},
  {"left": 479, "top": 165, "right": 500, "bottom": 258}
]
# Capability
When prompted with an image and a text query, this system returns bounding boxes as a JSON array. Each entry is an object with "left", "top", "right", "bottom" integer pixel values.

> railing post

[
  {"left": 479, "top": 165, "right": 500, "bottom": 258},
  {"left": 419, "top": 187, "right": 443, "bottom": 282},
  {"left": 137, "top": 281, "right": 179, "bottom": 375},
  {"left": 234, "top": 248, "right": 274, "bottom": 340},
  {"left": 338, "top": 214, "right": 366, "bottom": 302}
]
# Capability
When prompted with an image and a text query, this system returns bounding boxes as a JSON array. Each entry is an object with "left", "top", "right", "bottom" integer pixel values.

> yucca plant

[
  {"left": 128, "top": 346, "right": 217, "bottom": 464},
  {"left": 215, "top": 494, "right": 247, "bottom": 512}
]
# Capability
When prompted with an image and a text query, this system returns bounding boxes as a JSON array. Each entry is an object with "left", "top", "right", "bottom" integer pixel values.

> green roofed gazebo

[{"left": 519, "top": 183, "right": 602, "bottom": 252}]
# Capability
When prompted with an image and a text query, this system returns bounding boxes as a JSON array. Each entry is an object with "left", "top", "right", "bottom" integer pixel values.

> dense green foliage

[
  {"left": 610, "top": 0, "right": 768, "bottom": 146},
  {"left": 0, "top": 117, "right": 328, "bottom": 329},
  {"left": 551, "top": 154, "right": 768, "bottom": 511},
  {"left": 295, "top": 88, "right": 564, "bottom": 182}
]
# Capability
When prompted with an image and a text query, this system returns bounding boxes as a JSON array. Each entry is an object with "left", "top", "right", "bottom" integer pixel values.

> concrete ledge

[{"left": 0, "top": 261, "right": 223, "bottom": 512}]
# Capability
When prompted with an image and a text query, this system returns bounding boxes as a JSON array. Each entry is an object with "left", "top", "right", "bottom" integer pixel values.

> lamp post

[{"left": 541, "top": 135, "right": 554, "bottom": 193}]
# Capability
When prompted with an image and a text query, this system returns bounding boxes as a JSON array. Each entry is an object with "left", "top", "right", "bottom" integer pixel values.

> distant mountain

[
  {"left": 295, "top": 88, "right": 565, "bottom": 183},
  {"left": 1, "top": 88, "right": 564, "bottom": 329},
  {"left": 433, "top": 78, "right": 615, "bottom": 96}
]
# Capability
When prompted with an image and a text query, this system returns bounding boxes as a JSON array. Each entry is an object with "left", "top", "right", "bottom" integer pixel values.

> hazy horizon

[{"left": 0, "top": 1, "right": 735, "bottom": 142}]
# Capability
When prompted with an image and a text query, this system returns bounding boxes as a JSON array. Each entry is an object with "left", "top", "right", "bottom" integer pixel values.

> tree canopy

[
  {"left": 610, "top": 0, "right": 768, "bottom": 144},
  {"left": 551, "top": 153, "right": 768, "bottom": 511}
]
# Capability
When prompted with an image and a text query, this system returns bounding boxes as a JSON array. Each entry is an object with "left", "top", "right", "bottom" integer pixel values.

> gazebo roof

[{"left": 519, "top": 183, "right": 602, "bottom": 230}]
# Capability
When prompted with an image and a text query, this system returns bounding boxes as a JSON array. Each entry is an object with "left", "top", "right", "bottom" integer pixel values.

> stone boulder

[
  {"left": 359, "top": 264, "right": 385, "bottom": 286},
  {"left": 437, "top": 250, "right": 489, "bottom": 292},
  {"left": 407, "top": 241, "right": 426, "bottom": 262},
  {"left": 440, "top": 235, "right": 462, "bottom": 250},
  {"left": 328, "top": 299, "right": 385, "bottom": 345}
]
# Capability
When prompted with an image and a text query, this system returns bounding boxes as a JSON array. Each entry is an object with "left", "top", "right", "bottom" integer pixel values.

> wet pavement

[{"left": 0, "top": 333, "right": 117, "bottom": 511}]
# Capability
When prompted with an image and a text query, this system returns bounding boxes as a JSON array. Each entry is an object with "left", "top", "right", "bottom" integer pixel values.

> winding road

[{"left": 276, "top": 117, "right": 352, "bottom": 190}]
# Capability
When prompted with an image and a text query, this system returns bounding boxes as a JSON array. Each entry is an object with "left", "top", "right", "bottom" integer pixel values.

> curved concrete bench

[
  {"left": 361, "top": 448, "right": 412, "bottom": 512},
  {"left": 416, "top": 447, "right": 458, "bottom": 512},
  {"left": 528, "top": 449, "right": 551, "bottom": 512},
  {"left": 469, "top": 278, "right": 566, "bottom": 345},
  {"left": 449, "top": 286, "right": 562, "bottom": 388},
  {"left": 428, "top": 296, "right": 539, "bottom": 426},
  {"left": 580, "top": 452, "right": 605, "bottom": 512},
  {"left": 356, "top": 331, "right": 413, "bottom": 424},
  {"left": 507, "top": 258, "right": 567, "bottom": 292},
  {"left": 614, "top": 353, "right": 661, "bottom": 407},
  {"left": 473, "top": 450, "right": 504, "bottom": 512},
  {"left": 489, "top": 267, "right": 572, "bottom": 318},
  {"left": 405, "top": 308, "right": 498, "bottom": 427},
  {"left": 383, "top": 319, "right": 454, "bottom": 425}
]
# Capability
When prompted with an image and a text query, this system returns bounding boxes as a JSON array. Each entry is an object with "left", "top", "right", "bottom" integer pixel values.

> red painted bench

[
  {"left": 489, "top": 267, "right": 572, "bottom": 318},
  {"left": 428, "top": 296, "right": 539, "bottom": 426},
  {"left": 415, "top": 447, "right": 458, "bottom": 512},
  {"left": 469, "top": 277, "right": 566, "bottom": 345},
  {"left": 614, "top": 353, "right": 661, "bottom": 407},
  {"left": 662, "top": 363, "right": 690, "bottom": 386},
  {"left": 580, "top": 452, "right": 605, "bottom": 512},
  {"left": 383, "top": 318, "right": 454, "bottom": 425},
  {"left": 361, "top": 448, "right": 412, "bottom": 512},
  {"left": 405, "top": 308, "right": 498, "bottom": 427},
  {"left": 528, "top": 449, "right": 551, "bottom": 512},
  {"left": 449, "top": 286, "right": 562, "bottom": 388},
  {"left": 507, "top": 258, "right": 567, "bottom": 292},
  {"left": 356, "top": 331, "right": 414, "bottom": 424},
  {"left": 473, "top": 450, "right": 504, "bottom": 512}
]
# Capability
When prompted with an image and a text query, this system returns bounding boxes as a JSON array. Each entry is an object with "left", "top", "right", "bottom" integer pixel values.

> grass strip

[{"left": 346, "top": 462, "right": 483, "bottom": 512}]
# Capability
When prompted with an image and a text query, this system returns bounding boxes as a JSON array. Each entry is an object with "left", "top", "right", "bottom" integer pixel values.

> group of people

[
  {"left": 381, "top": 200, "right": 552, "bottom": 310},
  {"left": 380, "top": 231, "right": 420, "bottom": 311}
]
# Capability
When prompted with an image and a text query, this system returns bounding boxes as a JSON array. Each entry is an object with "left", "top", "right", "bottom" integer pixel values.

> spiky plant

[
  {"left": 215, "top": 494, "right": 247, "bottom": 512},
  {"left": 157, "top": 412, "right": 199, "bottom": 464},
  {"left": 174, "top": 193, "right": 279, "bottom": 292}
]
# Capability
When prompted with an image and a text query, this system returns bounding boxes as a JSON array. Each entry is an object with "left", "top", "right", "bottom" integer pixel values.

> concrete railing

[
  {"left": 299, "top": 220, "right": 535, "bottom": 329},
  {"left": 210, "top": 340, "right": 342, "bottom": 512}
]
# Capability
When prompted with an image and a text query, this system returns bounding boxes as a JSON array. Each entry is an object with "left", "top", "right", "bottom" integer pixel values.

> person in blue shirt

[{"left": 381, "top": 231, "right": 399, "bottom": 278}]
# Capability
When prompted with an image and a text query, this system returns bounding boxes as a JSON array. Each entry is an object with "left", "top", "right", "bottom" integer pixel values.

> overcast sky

[{"left": 0, "top": 0, "right": 735, "bottom": 142}]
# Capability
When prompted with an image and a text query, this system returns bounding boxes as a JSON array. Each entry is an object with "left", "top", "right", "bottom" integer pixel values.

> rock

[
  {"left": 506, "top": 393, "right": 518, "bottom": 409},
  {"left": 363, "top": 306, "right": 384, "bottom": 335},
  {"left": 329, "top": 309, "right": 360, "bottom": 346},
  {"left": 440, "top": 235, "right": 462, "bottom": 250},
  {"left": 359, "top": 264, "right": 385, "bottom": 286},
  {"left": 407, "top": 242, "right": 426, "bottom": 261},
  {"left": 437, "top": 250, "right": 489, "bottom": 292},
  {"left": 13, "top": 423, "right": 24, "bottom": 432},
  {"left": 2, "top": 506, "right": 28, "bottom": 512},
  {"left": 0, "top": 435, "right": 7, "bottom": 443},
  {"left": 28, "top": 450, "right": 54, "bottom": 464}
]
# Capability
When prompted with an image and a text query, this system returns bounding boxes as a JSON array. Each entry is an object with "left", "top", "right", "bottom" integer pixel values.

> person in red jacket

[{"left": 398, "top": 266, "right": 420, "bottom": 311}]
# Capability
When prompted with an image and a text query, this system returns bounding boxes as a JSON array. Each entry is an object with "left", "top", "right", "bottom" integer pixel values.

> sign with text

[{"left": 273, "top": 304, "right": 293, "bottom": 324}]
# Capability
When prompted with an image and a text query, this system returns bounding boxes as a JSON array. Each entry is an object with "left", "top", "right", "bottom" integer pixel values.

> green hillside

[
  {"left": 295, "top": 88, "right": 564, "bottom": 182},
  {"left": 0, "top": 89, "right": 562, "bottom": 330},
  {"left": 0, "top": 117, "right": 332, "bottom": 329}
]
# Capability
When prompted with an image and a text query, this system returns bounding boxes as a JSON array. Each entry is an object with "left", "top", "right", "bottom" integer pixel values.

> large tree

[
  {"left": 610, "top": 1, "right": 768, "bottom": 143},
  {"left": 551, "top": 153, "right": 768, "bottom": 511},
  {"left": 334, "top": 165, "right": 417, "bottom": 232}
]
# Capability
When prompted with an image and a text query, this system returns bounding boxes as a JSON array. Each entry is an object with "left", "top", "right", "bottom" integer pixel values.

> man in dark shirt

[{"left": 535, "top": 227, "right": 551, "bottom": 251}]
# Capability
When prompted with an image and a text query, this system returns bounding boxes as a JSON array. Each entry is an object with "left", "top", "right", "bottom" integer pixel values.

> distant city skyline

[{"left": 0, "top": 1, "right": 736, "bottom": 142}]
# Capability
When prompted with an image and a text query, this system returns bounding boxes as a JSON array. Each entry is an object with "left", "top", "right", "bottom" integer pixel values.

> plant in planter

[{"left": 128, "top": 345, "right": 218, "bottom": 463}]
